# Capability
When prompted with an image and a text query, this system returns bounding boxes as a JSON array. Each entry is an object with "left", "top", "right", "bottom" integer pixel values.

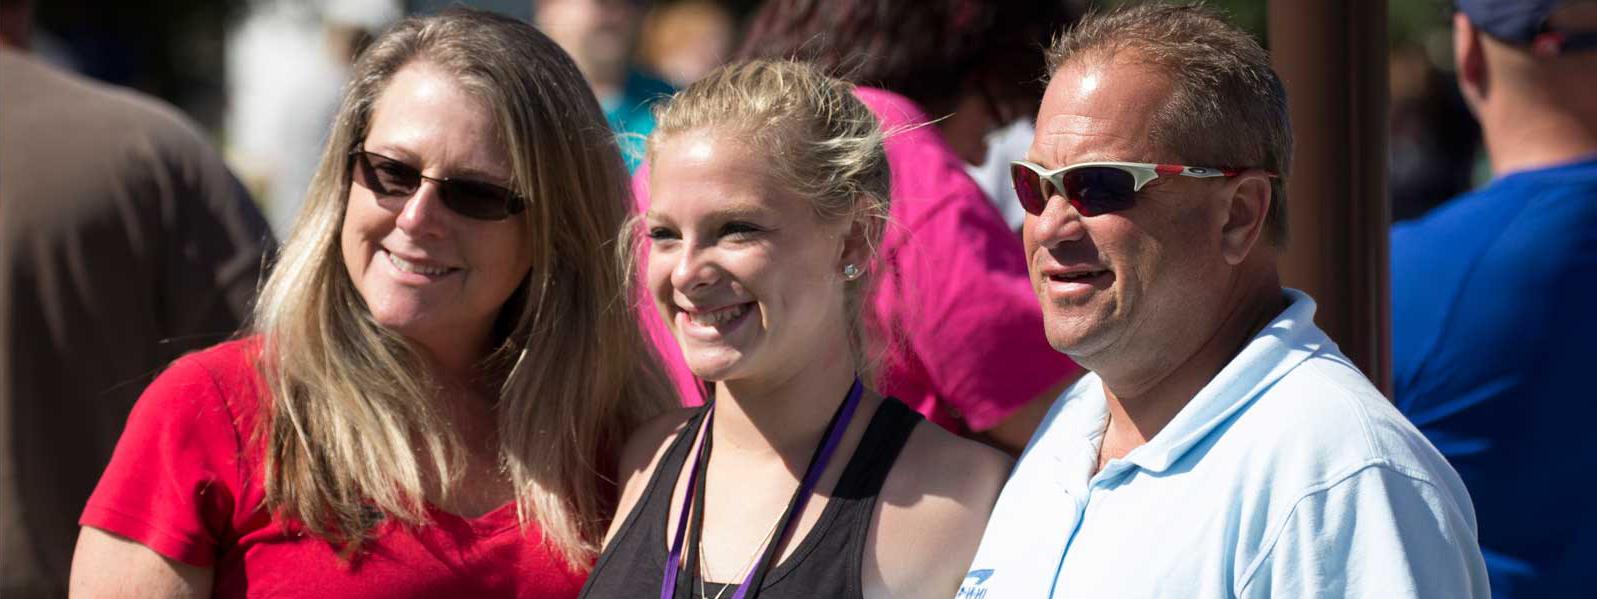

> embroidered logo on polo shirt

[{"left": 957, "top": 569, "right": 994, "bottom": 599}]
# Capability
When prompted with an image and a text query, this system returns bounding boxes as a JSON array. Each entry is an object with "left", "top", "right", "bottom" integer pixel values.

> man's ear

[
  {"left": 1220, "top": 172, "right": 1273, "bottom": 266},
  {"left": 1454, "top": 12, "right": 1490, "bottom": 106}
]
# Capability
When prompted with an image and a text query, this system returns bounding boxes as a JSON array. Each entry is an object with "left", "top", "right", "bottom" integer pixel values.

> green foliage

[{"left": 1096, "top": 0, "right": 1455, "bottom": 50}]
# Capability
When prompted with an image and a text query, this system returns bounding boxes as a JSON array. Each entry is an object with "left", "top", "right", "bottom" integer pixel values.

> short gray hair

[{"left": 1048, "top": 3, "right": 1292, "bottom": 245}]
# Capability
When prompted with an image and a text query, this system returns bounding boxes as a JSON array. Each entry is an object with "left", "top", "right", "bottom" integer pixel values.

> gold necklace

[{"left": 697, "top": 512, "right": 784, "bottom": 599}]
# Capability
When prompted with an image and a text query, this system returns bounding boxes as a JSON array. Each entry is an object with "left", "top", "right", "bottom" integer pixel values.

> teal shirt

[{"left": 602, "top": 69, "right": 674, "bottom": 172}]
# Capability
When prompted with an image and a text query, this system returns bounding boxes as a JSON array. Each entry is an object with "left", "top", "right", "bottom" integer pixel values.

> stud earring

[{"left": 842, "top": 264, "right": 862, "bottom": 280}]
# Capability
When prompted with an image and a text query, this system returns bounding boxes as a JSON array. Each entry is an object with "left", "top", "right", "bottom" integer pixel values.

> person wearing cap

[
  {"left": 1391, "top": 1, "right": 1597, "bottom": 596},
  {"left": 959, "top": 5, "right": 1490, "bottom": 597}
]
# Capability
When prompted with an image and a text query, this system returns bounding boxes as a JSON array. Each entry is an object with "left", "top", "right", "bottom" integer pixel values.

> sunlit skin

[
  {"left": 1025, "top": 55, "right": 1233, "bottom": 374},
  {"left": 642, "top": 127, "right": 872, "bottom": 583},
  {"left": 341, "top": 62, "right": 534, "bottom": 378},
  {"left": 645, "top": 128, "right": 858, "bottom": 394},
  {"left": 623, "top": 127, "right": 1008, "bottom": 599},
  {"left": 1024, "top": 52, "right": 1278, "bottom": 462}
]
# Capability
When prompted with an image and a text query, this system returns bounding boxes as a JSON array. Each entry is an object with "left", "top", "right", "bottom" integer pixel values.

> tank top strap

[
  {"left": 833, "top": 397, "right": 923, "bottom": 500},
  {"left": 582, "top": 399, "right": 925, "bottom": 599},
  {"left": 756, "top": 397, "right": 924, "bottom": 597}
]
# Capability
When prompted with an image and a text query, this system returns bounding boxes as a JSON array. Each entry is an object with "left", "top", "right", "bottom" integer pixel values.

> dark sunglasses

[
  {"left": 348, "top": 148, "right": 525, "bottom": 221},
  {"left": 1011, "top": 160, "right": 1260, "bottom": 217}
]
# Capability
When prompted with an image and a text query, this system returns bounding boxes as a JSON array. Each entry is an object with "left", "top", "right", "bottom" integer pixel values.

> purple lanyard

[{"left": 660, "top": 378, "right": 865, "bottom": 599}]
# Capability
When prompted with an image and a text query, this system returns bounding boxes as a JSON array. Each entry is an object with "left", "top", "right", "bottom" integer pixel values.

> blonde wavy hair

[
  {"left": 251, "top": 9, "right": 675, "bottom": 567},
  {"left": 636, "top": 59, "right": 892, "bottom": 380}
]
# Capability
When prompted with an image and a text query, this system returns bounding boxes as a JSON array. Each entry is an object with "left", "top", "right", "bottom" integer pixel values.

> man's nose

[{"left": 1030, "top": 193, "right": 1087, "bottom": 248}]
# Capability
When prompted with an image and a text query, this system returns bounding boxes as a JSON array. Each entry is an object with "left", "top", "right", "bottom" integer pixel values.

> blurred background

[{"left": 12, "top": 0, "right": 1477, "bottom": 236}]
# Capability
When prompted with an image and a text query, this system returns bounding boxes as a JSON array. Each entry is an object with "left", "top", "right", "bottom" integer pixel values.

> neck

[
  {"left": 1480, "top": 97, "right": 1597, "bottom": 176},
  {"left": 711, "top": 344, "right": 858, "bottom": 473},
  {"left": 414, "top": 324, "right": 495, "bottom": 394},
  {"left": 1097, "top": 274, "right": 1284, "bottom": 456}
]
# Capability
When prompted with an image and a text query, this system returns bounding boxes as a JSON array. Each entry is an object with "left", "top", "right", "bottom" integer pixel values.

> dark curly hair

[{"left": 735, "top": 0, "right": 1081, "bottom": 118}]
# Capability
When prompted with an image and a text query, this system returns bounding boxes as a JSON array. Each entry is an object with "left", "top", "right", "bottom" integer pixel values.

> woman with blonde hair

[
  {"left": 578, "top": 59, "right": 1010, "bottom": 599},
  {"left": 70, "top": 9, "right": 673, "bottom": 598}
]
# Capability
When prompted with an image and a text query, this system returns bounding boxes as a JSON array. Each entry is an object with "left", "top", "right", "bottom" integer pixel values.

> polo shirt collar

[{"left": 1110, "top": 288, "right": 1331, "bottom": 475}]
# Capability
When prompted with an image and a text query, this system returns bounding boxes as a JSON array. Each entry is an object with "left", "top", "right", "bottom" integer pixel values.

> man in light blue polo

[{"left": 959, "top": 4, "right": 1489, "bottom": 598}]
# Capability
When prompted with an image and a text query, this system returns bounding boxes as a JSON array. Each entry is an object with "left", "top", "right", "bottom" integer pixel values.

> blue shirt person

[
  {"left": 1391, "top": 2, "right": 1597, "bottom": 596},
  {"left": 961, "top": 5, "right": 1489, "bottom": 597}
]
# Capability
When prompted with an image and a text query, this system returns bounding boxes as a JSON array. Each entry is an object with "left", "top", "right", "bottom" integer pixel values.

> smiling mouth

[
  {"left": 384, "top": 250, "right": 458, "bottom": 277},
  {"left": 686, "top": 303, "right": 752, "bottom": 327},
  {"left": 1050, "top": 269, "right": 1110, "bottom": 283}
]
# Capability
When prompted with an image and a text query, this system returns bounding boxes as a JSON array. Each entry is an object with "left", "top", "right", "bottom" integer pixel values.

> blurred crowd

[
  {"left": 3, "top": 0, "right": 1594, "bottom": 598},
  {"left": 4, "top": 0, "right": 1491, "bottom": 236}
]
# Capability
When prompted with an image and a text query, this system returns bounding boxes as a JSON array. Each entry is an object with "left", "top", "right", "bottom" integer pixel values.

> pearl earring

[{"left": 842, "top": 264, "right": 862, "bottom": 280}]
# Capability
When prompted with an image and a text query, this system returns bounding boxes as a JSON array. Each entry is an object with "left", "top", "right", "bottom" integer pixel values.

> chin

[
  {"left": 681, "top": 347, "right": 750, "bottom": 383},
  {"left": 1042, "top": 316, "right": 1111, "bottom": 357},
  {"left": 367, "top": 299, "right": 462, "bottom": 346}
]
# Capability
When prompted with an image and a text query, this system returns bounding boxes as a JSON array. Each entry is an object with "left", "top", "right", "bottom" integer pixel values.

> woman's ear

[{"left": 837, "top": 201, "right": 877, "bottom": 279}]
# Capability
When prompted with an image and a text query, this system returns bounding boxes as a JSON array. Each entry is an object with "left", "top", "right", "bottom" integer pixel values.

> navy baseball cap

[{"left": 1459, "top": 0, "right": 1597, "bottom": 55}]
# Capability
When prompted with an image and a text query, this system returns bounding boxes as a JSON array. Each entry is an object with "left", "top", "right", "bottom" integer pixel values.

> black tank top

[{"left": 579, "top": 398, "right": 924, "bottom": 599}]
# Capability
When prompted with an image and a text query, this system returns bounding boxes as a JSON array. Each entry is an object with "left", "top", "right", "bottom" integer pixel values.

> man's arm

[{"left": 1237, "top": 465, "right": 1489, "bottom": 598}]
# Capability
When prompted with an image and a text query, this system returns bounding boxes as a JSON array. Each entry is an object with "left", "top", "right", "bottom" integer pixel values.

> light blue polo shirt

[{"left": 959, "top": 289, "right": 1489, "bottom": 599}]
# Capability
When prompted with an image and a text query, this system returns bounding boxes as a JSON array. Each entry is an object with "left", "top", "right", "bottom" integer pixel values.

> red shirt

[{"left": 81, "top": 339, "right": 588, "bottom": 598}]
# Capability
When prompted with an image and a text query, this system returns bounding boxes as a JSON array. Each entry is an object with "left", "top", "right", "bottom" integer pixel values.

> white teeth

[
  {"left": 688, "top": 303, "right": 750, "bottom": 327},
  {"left": 386, "top": 251, "right": 451, "bottom": 276}
]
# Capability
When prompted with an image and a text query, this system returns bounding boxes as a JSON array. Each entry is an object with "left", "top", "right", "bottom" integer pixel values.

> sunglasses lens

[
  {"left": 440, "top": 179, "right": 519, "bottom": 221},
  {"left": 1011, "top": 163, "right": 1049, "bottom": 216},
  {"left": 353, "top": 152, "right": 421, "bottom": 197},
  {"left": 1063, "top": 167, "right": 1137, "bottom": 216},
  {"left": 352, "top": 150, "right": 522, "bottom": 221}
]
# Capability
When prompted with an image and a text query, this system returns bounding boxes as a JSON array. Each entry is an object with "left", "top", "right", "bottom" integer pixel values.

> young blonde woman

[
  {"left": 578, "top": 60, "right": 1010, "bottom": 599},
  {"left": 69, "top": 9, "right": 673, "bottom": 598}
]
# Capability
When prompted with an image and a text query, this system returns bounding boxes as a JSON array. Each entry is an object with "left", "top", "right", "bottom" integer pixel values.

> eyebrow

[{"left": 645, "top": 202, "right": 773, "bottom": 224}]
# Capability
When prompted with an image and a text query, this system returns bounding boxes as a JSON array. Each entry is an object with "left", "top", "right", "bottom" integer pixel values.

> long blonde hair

[{"left": 251, "top": 8, "right": 675, "bottom": 567}]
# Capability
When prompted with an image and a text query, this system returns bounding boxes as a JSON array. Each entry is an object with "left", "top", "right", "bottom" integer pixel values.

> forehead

[
  {"left": 363, "top": 63, "right": 509, "bottom": 177},
  {"left": 648, "top": 129, "right": 792, "bottom": 218},
  {"left": 1030, "top": 54, "right": 1178, "bottom": 166}
]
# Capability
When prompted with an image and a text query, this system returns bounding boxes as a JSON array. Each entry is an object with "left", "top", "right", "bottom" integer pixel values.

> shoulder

[
  {"left": 139, "top": 337, "right": 267, "bottom": 433},
  {"left": 162, "top": 338, "right": 264, "bottom": 393},
  {"left": 1238, "top": 353, "right": 1470, "bottom": 507},
  {"left": 870, "top": 415, "right": 1011, "bottom": 596},
  {"left": 1392, "top": 167, "right": 1597, "bottom": 263},
  {"left": 23, "top": 54, "right": 211, "bottom": 146},
  {"left": 885, "top": 420, "right": 1012, "bottom": 504},
  {"left": 609, "top": 407, "right": 698, "bottom": 531},
  {"left": 0, "top": 51, "right": 219, "bottom": 174},
  {"left": 616, "top": 406, "right": 697, "bottom": 480},
  {"left": 1237, "top": 458, "right": 1487, "bottom": 597}
]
